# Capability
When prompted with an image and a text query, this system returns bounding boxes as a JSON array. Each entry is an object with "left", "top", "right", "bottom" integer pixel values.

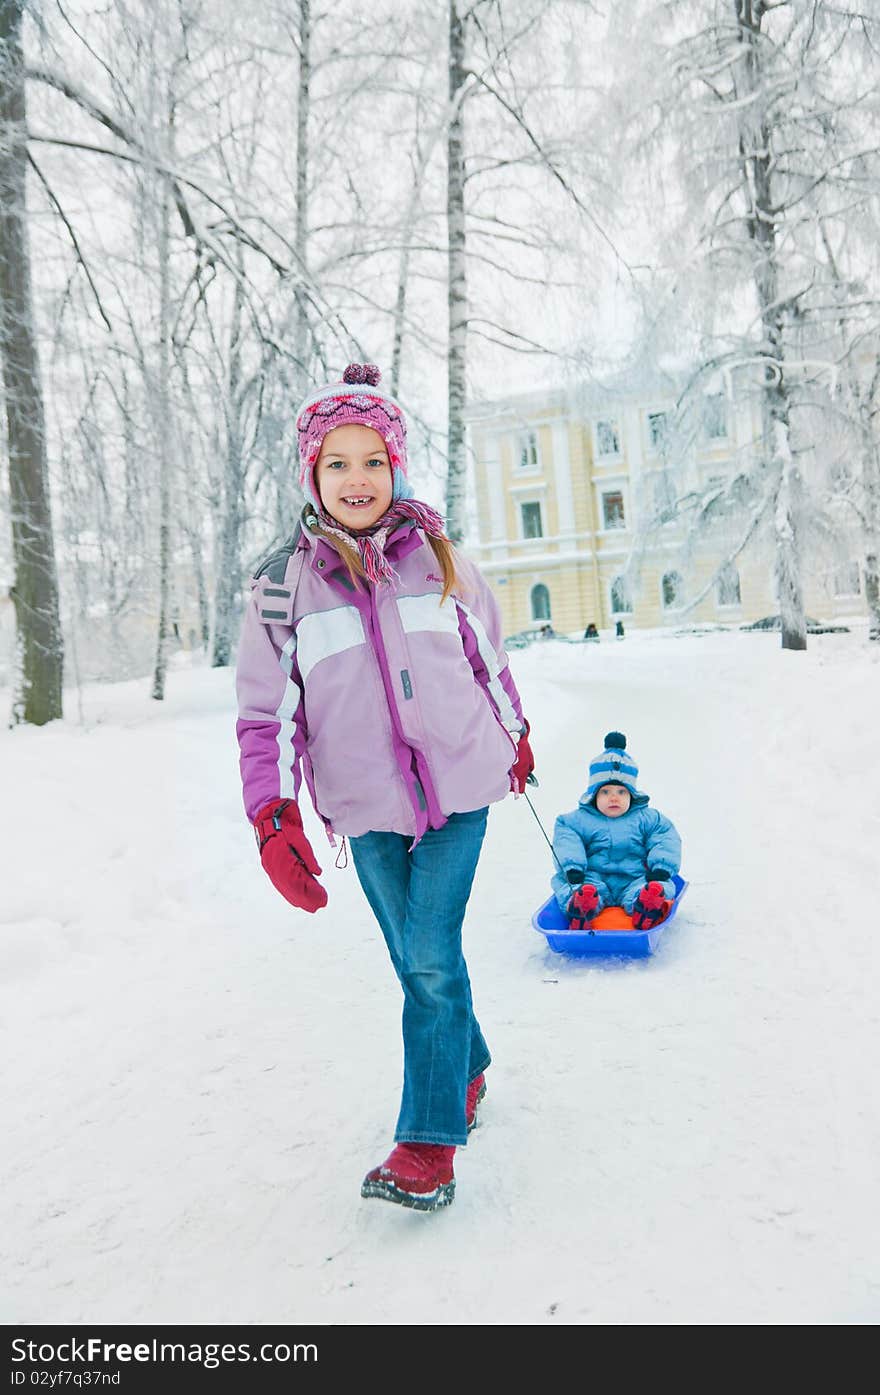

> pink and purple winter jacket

[{"left": 235, "top": 516, "right": 526, "bottom": 845}]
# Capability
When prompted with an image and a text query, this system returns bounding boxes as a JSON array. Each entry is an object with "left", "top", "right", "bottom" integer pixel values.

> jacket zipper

[{"left": 364, "top": 584, "right": 435, "bottom": 842}]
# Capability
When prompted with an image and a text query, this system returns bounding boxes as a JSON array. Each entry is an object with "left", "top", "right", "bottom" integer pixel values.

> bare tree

[
  {"left": 812, "top": 220, "right": 880, "bottom": 641},
  {"left": 0, "top": 0, "right": 63, "bottom": 724},
  {"left": 291, "top": 0, "right": 311, "bottom": 398},
  {"left": 446, "top": 0, "right": 469, "bottom": 543},
  {"left": 442, "top": 0, "right": 615, "bottom": 541},
  {"left": 735, "top": 0, "right": 806, "bottom": 649},
  {"left": 151, "top": 176, "right": 175, "bottom": 701},
  {"left": 613, "top": 0, "right": 880, "bottom": 649}
]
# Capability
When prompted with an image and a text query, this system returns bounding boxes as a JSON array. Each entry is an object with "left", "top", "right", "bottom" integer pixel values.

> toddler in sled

[{"left": 551, "top": 731, "right": 681, "bottom": 930}]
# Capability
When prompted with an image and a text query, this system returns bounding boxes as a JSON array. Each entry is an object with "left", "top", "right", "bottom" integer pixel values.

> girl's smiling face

[{"left": 315, "top": 424, "right": 393, "bottom": 530}]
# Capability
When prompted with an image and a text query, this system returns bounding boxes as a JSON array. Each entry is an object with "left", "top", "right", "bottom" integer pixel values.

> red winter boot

[
  {"left": 465, "top": 1073, "right": 487, "bottom": 1133},
  {"left": 631, "top": 881, "right": 672, "bottom": 930},
  {"left": 567, "top": 882, "right": 600, "bottom": 928},
  {"left": 361, "top": 1143, "right": 456, "bottom": 1211}
]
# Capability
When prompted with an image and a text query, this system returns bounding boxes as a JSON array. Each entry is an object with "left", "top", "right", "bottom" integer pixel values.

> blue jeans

[{"left": 349, "top": 808, "right": 492, "bottom": 1146}]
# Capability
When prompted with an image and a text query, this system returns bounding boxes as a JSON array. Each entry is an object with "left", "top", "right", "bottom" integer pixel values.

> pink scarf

[{"left": 314, "top": 498, "right": 447, "bottom": 584}]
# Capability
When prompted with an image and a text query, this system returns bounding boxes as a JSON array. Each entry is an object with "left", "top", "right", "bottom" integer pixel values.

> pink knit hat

[{"left": 295, "top": 363, "right": 412, "bottom": 510}]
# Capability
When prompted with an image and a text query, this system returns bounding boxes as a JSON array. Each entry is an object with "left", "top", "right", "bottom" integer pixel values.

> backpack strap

[{"left": 252, "top": 525, "right": 307, "bottom": 627}]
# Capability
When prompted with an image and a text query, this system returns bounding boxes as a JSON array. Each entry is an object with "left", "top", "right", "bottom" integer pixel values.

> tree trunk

[
  {"left": 865, "top": 553, "right": 880, "bottom": 642},
  {"left": 264, "top": 0, "right": 311, "bottom": 541},
  {"left": 151, "top": 183, "right": 173, "bottom": 700},
  {"left": 773, "top": 421, "right": 807, "bottom": 650},
  {"left": 843, "top": 394, "right": 880, "bottom": 648},
  {"left": 854, "top": 351, "right": 880, "bottom": 642},
  {"left": 390, "top": 226, "right": 411, "bottom": 399},
  {"left": 817, "top": 222, "right": 880, "bottom": 643},
  {"left": 445, "top": 0, "right": 468, "bottom": 545},
  {"left": 736, "top": 0, "right": 806, "bottom": 650},
  {"left": 212, "top": 273, "right": 245, "bottom": 668},
  {"left": 862, "top": 435, "right": 880, "bottom": 641},
  {"left": 0, "top": 0, "right": 64, "bottom": 723},
  {"left": 190, "top": 534, "right": 210, "bottom": 650},
  {"left": 180, "top": 495, "right": 210, "bottom": 652},
  {"left": 293, "top": 0, "right": 310, "bottom": 396},
  {"left": 390, "top": 105, "right": 436, "bottom": 398}
]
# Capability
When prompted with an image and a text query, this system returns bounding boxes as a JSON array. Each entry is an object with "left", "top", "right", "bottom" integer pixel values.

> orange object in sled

[{"left": 588, "top": 906, "right": 636, "bottom": 930}]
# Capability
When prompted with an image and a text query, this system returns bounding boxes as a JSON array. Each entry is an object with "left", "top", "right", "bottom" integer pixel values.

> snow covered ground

[{"left": 2, "top": 624, "right": 878, "bottom": 1326}]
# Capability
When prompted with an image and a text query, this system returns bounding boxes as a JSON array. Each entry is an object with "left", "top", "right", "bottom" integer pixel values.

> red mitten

[
  {"left": 631, "top": 881, "right": 671, "bottom": 930},
  {"left": 567, "top": 882, "right": 600, "bottom": 925},
  {"left": 253, "top": 800, "right": 328, "bottom": 913},
  {"left": 510, "top": 719, "right": 535, "bottom": 793}
]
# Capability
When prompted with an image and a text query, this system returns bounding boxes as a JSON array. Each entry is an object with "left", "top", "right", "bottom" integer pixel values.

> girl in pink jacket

[{"left": 235, "top": 364, "right": 534, "bottom": 1212}]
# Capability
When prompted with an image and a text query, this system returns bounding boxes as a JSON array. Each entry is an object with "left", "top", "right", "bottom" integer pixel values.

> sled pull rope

[
  {"left": 524, "top": 780, "right": 594, "bottom": 933},
  {"left": 522, "top": 778, "right": 566, "bottom": 877}
]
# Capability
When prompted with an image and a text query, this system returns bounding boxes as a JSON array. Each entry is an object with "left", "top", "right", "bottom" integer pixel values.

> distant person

[
  {"left": 550, "top": 731, "right": 681, "bottom": 930},
  {"left": 539, "top": 622, "right": 556, "bottom": 638},
  {"left": 615, "top": 620, "right": 625, "bottom": 639},
  {"left": 583, "top": 622, "right": 600, "bottom": 642},
  {"left": 235, "top": 363, "right": 535, "bottom": 1212}
]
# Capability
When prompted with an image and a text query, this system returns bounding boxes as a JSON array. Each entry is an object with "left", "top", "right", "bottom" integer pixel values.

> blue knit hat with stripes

[{"left": 585, "top": 731, "right": 646, "bottom": 805}]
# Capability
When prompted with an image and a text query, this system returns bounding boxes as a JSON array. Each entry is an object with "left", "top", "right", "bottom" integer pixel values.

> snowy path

[{"left": 2, "top": 629, "right": 878, "bottom": 1325}]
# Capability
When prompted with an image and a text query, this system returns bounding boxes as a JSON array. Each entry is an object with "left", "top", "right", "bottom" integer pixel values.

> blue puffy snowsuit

[{"left": 551, "top": 785, "right": 682, "bottom": 916}]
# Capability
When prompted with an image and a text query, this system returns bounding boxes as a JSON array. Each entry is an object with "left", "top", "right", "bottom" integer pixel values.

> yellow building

[{"left": 466, "top": 376, "right": 868, "bottom": 637}]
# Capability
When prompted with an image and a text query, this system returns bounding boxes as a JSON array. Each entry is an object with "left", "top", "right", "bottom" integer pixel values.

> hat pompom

[
  {"left": 604, "top": 731, "right": 627, "bottom": 749},
  {"left": 343, "top": 362, "right": 381, "bottom": 386}
]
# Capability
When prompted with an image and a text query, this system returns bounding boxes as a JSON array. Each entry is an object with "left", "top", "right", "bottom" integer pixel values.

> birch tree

[
  {"left": 291, "top": 0, "right": 311, "bottom": 399},
  {"left": 614, "top": 0, "right": 880, "bottom": 649},
  {"left": 446, "top": 1, "right": 469, "bottom": 543},
  {"left": 812, "top": 221, "right": 880, "bottom": 641},
  {"left": 0, "top": 0, "right": 64, "bottom": 723},
  {"left": 443, "top": 0, "right": 615, "bottom": 542},
  {"left": 736, "top": 0, "right": 806, "bottom": 650}
]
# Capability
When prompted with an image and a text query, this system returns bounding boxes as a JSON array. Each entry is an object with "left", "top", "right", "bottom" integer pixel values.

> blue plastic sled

[{"left": 533, "top": 875, "right": 688, "bottom": 958}]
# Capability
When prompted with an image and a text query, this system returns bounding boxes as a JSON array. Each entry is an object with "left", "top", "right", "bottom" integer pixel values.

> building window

[
  {"left": 595, "top": 419, "right": 620, "bottom": 457},
  {"left": 515, "top": 429, "right": 540, "bottom": 471},
  {"left": 520, "top": 500, "right": 543, "bottom": 539},
  {"left": 662, "top": 570, "right": 683, "bottom": 609},
  {"left": 703, "top": 394, "right": 728, "bottom": 440},
  {"left": 833, "top": 561, "right": 860, "bottom": 596},
  {"left": 647, "top": 411, "right": 669, "bottom": 453},
  {"left": 531, "top": 583, "right": 551, "bottom": 621},
  {"left": 716, "top": 563, "right": 741, "bottom": 607},
  {"left": 610, "top": 576, "right": 633, "bottom": 614},
  {"left": 602, "top": 490, "right": 625, "bottom": 530}
]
